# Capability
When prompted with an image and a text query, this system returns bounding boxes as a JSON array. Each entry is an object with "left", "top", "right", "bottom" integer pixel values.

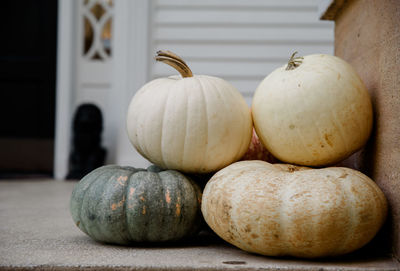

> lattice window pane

[
  {"left": 102, "top": 18, "right": 112, "bottom": 57},
  {"left": 90, "top": 4, "right": 106, "bottom": 20},
  {"left": 82, "top": 0, "right": 113, "bottom": 61},
  {"left": 83, "top": 16, "right": 94, "bottom": 55}
]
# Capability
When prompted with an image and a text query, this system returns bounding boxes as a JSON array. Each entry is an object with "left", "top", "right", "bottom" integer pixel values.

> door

[{"left": 0, "top": 1, "right": 58, "bottom": 177}]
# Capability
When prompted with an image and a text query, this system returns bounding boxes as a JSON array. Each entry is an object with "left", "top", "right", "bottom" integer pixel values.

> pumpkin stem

[
  {"left": 285, "top": 51, "right": 304, "bottom": 70},
  {"left": 155, "top": 50, "right": 193, "bottom": 78}
]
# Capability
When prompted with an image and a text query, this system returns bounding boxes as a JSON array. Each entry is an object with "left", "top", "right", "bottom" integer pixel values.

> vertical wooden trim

[
  {"left": 54, "top": 0, "right": 77, "bottom": 180},
  {"left": 112, "top": 0, "right": 152, "bottom": 167},
  {"left": 106, "top": 0, "right": 129, "bottom": 164},
  {"left": 147, "top": 0, "right": 156, "bottom": 79}
]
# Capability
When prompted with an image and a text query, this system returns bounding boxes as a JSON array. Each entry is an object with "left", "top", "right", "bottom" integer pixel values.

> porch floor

[{"left": 0, "top": 180, "right": 398, "bottom": 271}]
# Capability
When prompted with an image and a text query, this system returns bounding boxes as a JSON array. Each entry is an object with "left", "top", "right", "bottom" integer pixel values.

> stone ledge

[
  {"left": 0, "top": 180, "right": 398, "bottom": 271},
  {"left": 319, "top": 0, "right": 347, "bottom": 20}
]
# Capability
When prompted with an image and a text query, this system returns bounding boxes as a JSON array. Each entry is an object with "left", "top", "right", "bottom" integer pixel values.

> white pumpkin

[
  {"left": 252, "top": 53, "right": 373, "bottom": 166},
  {"left": 201, "top": 160, "right": 387, "bottom": 258},
  {"left": 126, "top": 51, "right": 252, "bottom": 173}
]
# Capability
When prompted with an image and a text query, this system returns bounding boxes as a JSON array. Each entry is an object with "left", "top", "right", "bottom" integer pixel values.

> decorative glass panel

[
  {"left": 101, "top": 18, "right": 112, "bottom": 56},
  {"left": 83, "top": 16, "right": 94, "bottom": 55},
  {"left": 92, "top": 52, "right": 102, "bottom": 60},
  {"left": 81, "top": 0, "right": 113, "bottom": 61},
  {"left": 90, "top": 3, "right": 106, "bottom": 21}
]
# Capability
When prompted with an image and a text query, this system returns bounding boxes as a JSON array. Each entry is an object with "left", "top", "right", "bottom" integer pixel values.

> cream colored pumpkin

[
  {"left": 126, "top": 51, "right": 252, "bottom": 173},
  {"left": 252, "top": 53, "right": 373, "bottom": 166},
  {"left": 201, "top": 160, "right": 387, "bottom": 258}
]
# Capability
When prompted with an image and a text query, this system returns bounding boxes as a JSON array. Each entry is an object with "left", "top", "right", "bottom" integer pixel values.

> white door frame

[
  {"left": 54, "top": 0, "right": 151, "bottom": 179},
  {"left": 113, "top": 0, "right": 151, "bottom": 168},
  {"left": 54, "top": 0, "right": 76, "bottom": 180}
]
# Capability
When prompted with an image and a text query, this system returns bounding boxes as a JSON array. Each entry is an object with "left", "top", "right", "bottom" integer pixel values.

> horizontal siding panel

[
  {"left": 148, "top": 75, "right": 263, "bottom": 93},
  {"left": 153, "top": 44, "right": 334, "bottom": 59},
  {"left": 154, "top": 26, "right": 333, "bottom": 42},
  {"left": 155, "top": 22, "right": 333, "bottom": 29},
  {"left": 154, "top": 40, "right": 332, "bottom": 47},
  {"left": 150, "top": 0, "right": 334, "bottom": 103},
  {"left": 154, "top": 10, "right": 327, "bottom": 25},
  {"left": 244, "top": 95, "right": 253, "bottom": 107},
  {"left": 152, "top": 60, "right": 281, "bottom": 78},
  {"left": 228, "top": 79, "right": 263, "bottom": 95},
  {"left": 156, "top": 0, "right": 319, "bottom": 9}
]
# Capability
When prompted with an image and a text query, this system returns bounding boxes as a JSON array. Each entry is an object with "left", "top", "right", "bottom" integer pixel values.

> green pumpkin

[{"left": 70, "top": 165, "right": 202, "bottom": 244}]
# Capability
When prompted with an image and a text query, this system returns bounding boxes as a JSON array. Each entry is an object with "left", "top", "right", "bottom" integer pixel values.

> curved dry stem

[
  {"left": 155, "top": 50, "right": 193, "bottom": 78},
  {"left": 285, "top": 51, "right": 304, "bottom": 71},
  {"left": 156, "top": 50, "right": 189, "bottom": 66}
]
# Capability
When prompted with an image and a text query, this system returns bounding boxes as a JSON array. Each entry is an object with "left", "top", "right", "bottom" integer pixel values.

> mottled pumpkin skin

[
  {"left": 70, "top": 165, "right": 202, "bottom": 244},
  {"left": 202, "top": 161, "right": 387, "bottom": 258}
]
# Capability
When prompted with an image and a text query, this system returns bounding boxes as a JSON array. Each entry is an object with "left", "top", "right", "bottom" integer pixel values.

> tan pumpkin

[
  {"left": 201, "top": 160, "right": 387, "bottom": 258},
  {"left": 252, "top": 53, "right": 373, "bottom": 166},
  {"left": 126, "top": 51, "right": 252, "bottom": 173}
]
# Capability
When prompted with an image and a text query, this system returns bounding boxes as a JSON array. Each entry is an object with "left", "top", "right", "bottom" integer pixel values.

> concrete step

[{"left": 0, "top": 180, "right": 398, "bottom": 270}]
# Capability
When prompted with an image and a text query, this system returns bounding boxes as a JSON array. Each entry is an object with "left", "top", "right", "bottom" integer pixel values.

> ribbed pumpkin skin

[
  {"left": 201, "top": 161, "right": 387, "bottom": 258},
  {"left": 252, "top": 54, "right": 373, "bottom": 166},
  {"left": 126, "top": 75, "right": 252, "bottom": 173},
  {"left": 70, "top": 165, "right": 202, "bottom": 245}
]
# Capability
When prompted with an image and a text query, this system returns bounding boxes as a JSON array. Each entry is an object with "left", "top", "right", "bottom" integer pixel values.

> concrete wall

[{"left": 325, "top": 0, "right": 400, "bottom": 259}]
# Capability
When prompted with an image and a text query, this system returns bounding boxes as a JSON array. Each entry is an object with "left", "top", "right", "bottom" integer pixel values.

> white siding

[
  {"left": 149, "top": 0, "right": 334, "bottom": 104},
  {"left": 114, "top": 0, "right": 334, "bottom": 167}
]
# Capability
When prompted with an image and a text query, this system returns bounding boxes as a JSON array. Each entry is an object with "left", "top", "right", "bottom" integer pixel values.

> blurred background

[{"left": 0, "top": 0, "right": 333, "bottom": 180}]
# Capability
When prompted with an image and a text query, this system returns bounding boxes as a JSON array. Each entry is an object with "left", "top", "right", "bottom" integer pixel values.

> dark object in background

[
  {"left": 66, "top": 104, "right": 106, "bottom": 180},
  {"left": 0, "top": 0, "right": 58, "bottom": 177}
]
